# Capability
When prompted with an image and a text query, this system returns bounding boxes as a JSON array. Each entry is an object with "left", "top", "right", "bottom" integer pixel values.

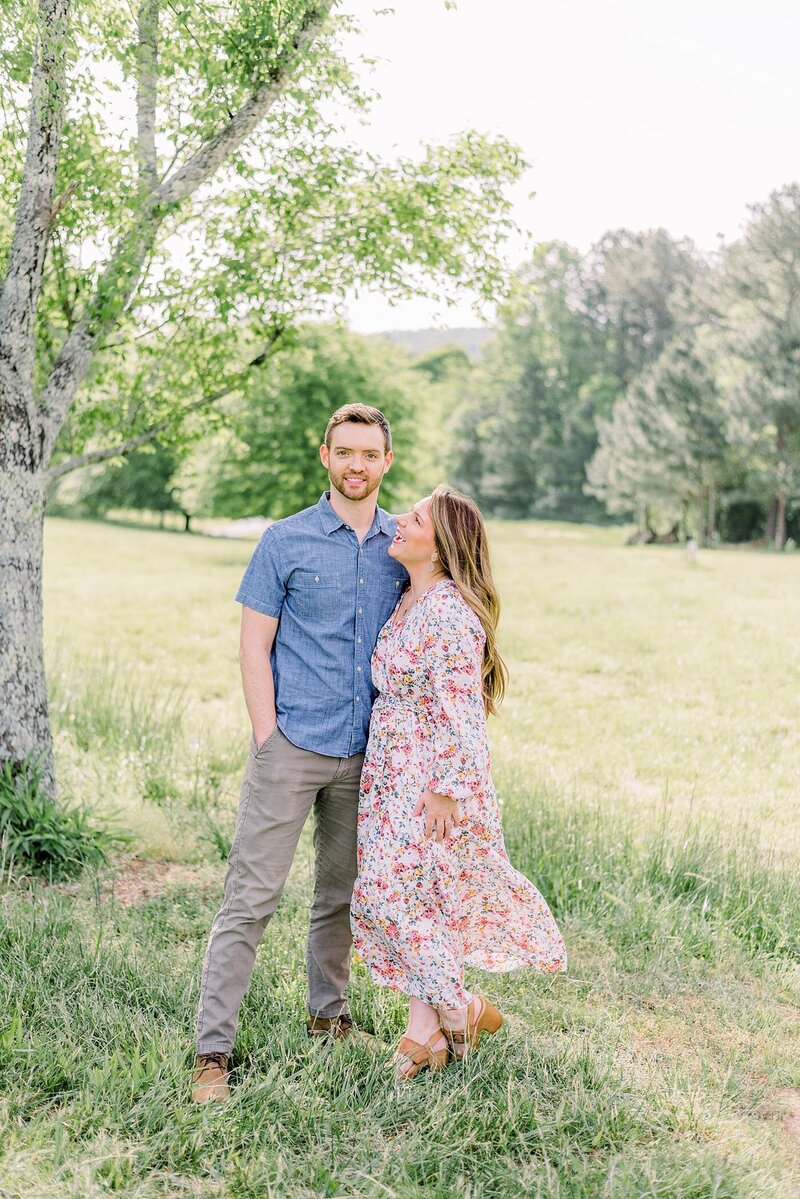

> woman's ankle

[
  {"left": 405, "top": 1020, "right": 443, "bottom": 1044},
  {"left": 405, "top": 996, "right": 444, "bottom": 1045},
  {"left": 437, "top": 997, "right": 474, "bottom": 1033}
]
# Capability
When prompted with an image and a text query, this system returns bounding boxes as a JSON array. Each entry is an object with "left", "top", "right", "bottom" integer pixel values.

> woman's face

[{"left": 389, "top": 496, "right": 437, "bottom": 567}]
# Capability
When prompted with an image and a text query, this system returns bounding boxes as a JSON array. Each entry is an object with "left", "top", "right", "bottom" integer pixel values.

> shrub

[{"left": 0, "top": 757, "right": 130, "bottom": 881}]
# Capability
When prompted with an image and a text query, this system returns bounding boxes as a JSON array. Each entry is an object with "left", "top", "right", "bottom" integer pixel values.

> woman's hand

[{"left": 413, "top": 791, "right": 461, "bottom": 842}]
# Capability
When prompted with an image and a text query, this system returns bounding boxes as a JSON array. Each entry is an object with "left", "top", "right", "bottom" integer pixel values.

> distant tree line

[
  {"left": 450, "top": 185, "right": 800, "bottom": 549},
  {"left": 57, "top": 185, "right": 800, "bottom": 549}
]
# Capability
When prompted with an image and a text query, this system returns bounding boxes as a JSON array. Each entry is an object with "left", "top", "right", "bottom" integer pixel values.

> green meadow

[{"left": 1, "top": 517, "right": 799, "bottom": 1198}]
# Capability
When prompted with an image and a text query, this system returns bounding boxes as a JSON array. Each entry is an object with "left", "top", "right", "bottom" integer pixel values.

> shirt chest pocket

[{"left": 290, "top": 568, "right": 345, "bottom": 619}]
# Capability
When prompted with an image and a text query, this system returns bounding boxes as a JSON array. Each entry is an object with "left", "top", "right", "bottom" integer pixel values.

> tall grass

[
  {"left": 503, "top": 790, "right": 800, "bottom": 963},
  {"left": 47, "top": 653, "right": 241, "bottom": 861},
  {"left": 49, "top": 655, "right": 186, "bottom": 767},
  {"left": 1, "top": 775, "right": 797, "bottom": 1195}
]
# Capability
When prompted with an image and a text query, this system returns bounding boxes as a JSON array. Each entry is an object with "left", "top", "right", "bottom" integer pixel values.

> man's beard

[{"left": 329, "top": 468, "right": 383, "bottom": 502}]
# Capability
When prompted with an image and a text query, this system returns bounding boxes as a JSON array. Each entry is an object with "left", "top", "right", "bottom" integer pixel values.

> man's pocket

[{"left": 253, "top": 725, "right": 281, "bottom": 757}]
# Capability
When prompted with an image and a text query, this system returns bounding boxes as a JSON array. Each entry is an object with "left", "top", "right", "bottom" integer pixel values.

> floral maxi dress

[{"left": 350, "top": 579, "right": 566, "bottom": 1009}]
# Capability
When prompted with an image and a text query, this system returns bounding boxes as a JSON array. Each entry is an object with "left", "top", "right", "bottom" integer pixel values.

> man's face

[{"left": 320, "top": 423, "right": 393, "bottom": 502}]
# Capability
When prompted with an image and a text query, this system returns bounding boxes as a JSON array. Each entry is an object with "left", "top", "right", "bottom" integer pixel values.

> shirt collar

[
  {"left": 316, "top": 491, "right": 393, "bottom": 538},
  {"left": 317, "top": 491, "right": 345, "bottom": 535}
]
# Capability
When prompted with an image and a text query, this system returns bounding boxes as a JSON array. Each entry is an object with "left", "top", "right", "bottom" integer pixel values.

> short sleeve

[
  {"left": 235, "top": 526, "right": 286, "bottom": 617},
  {"left": 421, "top": 589, "right": 488, "bottom": 802}
]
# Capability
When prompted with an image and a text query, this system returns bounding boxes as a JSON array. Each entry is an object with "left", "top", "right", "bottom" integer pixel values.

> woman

[{"left": 350, "top": 485, "right": 566, "bottom": 1079}]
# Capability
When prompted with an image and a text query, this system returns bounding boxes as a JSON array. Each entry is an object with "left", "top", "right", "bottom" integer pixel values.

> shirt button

[
  {"left": 357, "top": 637, "right": 362, "bottom": 644},
  {"left": 314, "top": 575, "right": 320, "bottom": 583},
  {"left": 359, "top": 578, "right": 364, "bottom": 585},
  {"left": 357, "top": 666, "right": 362, "bottom": 672},
  {"left": 358, "top": 607, "right": 362, "bottom": 614}
]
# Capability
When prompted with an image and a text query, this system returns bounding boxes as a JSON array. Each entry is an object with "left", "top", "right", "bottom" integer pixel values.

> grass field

[{"left": 1, "top": 516, "right": 799, "bottom": 1198}]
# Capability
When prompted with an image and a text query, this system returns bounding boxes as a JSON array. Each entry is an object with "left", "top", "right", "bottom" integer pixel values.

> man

[{"left": 192, "top": 403, "right": 407, "bottom": 1102}]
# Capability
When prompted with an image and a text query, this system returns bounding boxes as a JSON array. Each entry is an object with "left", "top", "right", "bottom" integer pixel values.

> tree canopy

[
  {"left": 0, "top": 0, "right": 527, "bottom": 792},
  {"left": 179, "top": 324, "right": 420, "bottom": 520}
]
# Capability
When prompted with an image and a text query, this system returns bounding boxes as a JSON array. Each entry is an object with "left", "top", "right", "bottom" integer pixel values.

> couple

[{"left": 192, "top": 403, "right": 566, "bottom": 1098}]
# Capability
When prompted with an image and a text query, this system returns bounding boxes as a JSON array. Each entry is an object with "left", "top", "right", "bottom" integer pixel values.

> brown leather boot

[
  {"left": 191, "top": 1052, "right": 230, "bottom": 1103},
  {"left": 306, "top": 1014, "right": 374, "bottom": 1046}
]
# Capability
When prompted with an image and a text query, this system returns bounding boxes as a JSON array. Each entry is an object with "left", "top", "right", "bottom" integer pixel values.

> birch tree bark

[{"left": 0, "top": 0, "right": 72, "bottom": 793}]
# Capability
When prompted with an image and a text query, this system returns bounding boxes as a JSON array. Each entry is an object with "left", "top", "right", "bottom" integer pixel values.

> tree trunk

[
  {"left": 635, "top": 500, "right": 647, "bottom": 536},
  {"left": 0, "top": 0, "right": 70, "bottom": 798},
  {"left": 697, "top": 487, "right": 707, "bottom": 545},
  {"left": 0, "top": 468, "right": 53, "bottom": 795},
  {"left": 773, "top": 426, "right": 788, "bottom": 551},
  {"left": 766, "top": 498, "right": 778, "bottom": 543},
  {"left": 774, "top": 490, "right": 787, "bottom": 551},
  {"left": 707, "top": 479, "right": 716, "bottom": 542}
]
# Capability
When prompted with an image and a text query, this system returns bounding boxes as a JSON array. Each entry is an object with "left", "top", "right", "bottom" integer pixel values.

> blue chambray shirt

[{"left": 235, "top": 491, "right": 408, "bottom": 757}]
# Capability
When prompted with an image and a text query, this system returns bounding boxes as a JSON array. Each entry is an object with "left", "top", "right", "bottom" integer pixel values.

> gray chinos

[{"left": 195, "top": 727, "right": 364, "bottom": 1054}]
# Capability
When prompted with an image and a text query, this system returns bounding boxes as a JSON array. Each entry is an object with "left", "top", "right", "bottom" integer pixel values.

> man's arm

[{"left": 239, "top": 607, "right": 280, "bottom": 749}]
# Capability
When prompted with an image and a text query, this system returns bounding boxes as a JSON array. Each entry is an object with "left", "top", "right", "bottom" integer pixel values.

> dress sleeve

[{"left": 421, "top": 589, "right": 488, "bottom": 803}]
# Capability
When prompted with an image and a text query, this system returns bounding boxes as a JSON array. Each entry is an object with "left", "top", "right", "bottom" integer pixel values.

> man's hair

[{"left": 324, "top": 404, "right": 392, "bottom": 453}]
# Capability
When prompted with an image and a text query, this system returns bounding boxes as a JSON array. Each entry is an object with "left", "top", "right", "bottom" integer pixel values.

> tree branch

[
  {"left": 46, "top": 325, "right": 286, "bottom": 482},
  {"left": 156, "top": 4, "right": 333, "bottom": 207},
  {"left": 136, "top": 0, "right": 159, "bottom": 196},
  {"left": 37, "top": 1, "right": 333, "bottom": 464},
  {"left": 47, "top": 422, "right": 180, "bottom": 480},
  {"left": 49, "top": 179, "right": 79, "bottom": 228},
  {"left": 0, "top": 0, "right": 71, "bottom": 466}
]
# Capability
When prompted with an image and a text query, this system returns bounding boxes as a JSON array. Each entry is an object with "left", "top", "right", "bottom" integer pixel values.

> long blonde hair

[{"left": 428, "top": 484, "right": 508, "bottom": 715}]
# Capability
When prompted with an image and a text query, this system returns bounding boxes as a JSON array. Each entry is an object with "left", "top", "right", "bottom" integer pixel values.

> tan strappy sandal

[
  {"left": 392, "top": 1034, "right": 450, "bottom": 1081},
  {"left": 442, "top": 996, "right": 504, "bottom": 1060}
]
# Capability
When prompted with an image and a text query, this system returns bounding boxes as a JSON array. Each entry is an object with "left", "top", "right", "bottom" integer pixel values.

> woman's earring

[{"left": 428, "top": 561, "right": 435, "bottom": 572}]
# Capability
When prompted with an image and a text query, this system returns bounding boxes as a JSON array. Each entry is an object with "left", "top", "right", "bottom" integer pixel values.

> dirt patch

[
  {"left": 759, "top": 1087, "right": 800, "bottom": 1145},
  {"left": 59, "top": 857, "right": 222, "bottom": 907},
  {"left": 775, "top": 1089, "right": 800, "bottom": 1143}
]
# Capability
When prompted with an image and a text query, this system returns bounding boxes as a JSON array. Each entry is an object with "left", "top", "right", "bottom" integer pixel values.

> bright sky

[{"left": 337, "top": 0, "right": 800, "bottom": 331}]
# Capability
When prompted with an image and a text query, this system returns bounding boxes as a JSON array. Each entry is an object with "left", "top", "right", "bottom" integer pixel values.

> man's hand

[
  {"left": 254, "top": 724, "right": 276, "bottom": 751},
  {"left": 413, "top": 791, "right": 461, "bottom": 843}
]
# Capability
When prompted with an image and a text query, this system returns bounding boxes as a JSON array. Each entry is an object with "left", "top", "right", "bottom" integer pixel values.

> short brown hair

[{"left": 324, "top": 404, "right": 392, "bottom": 453}]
